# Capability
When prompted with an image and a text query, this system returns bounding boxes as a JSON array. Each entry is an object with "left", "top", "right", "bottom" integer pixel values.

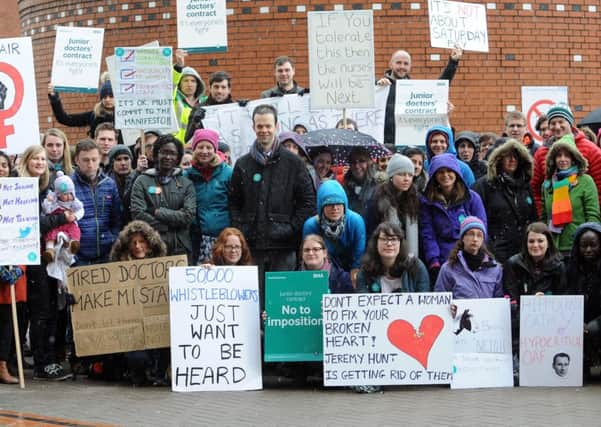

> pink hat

[{"left": 192, "top": 129, "right": 220, "bottom": 151}]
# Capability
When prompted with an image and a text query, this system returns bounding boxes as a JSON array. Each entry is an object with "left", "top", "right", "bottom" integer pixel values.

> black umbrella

[
  {"left": 302, "top": 129, "right": 391, "bottom": 165},
  {"left": 578, "top": 107, "right": 601, "bottom": 134}
]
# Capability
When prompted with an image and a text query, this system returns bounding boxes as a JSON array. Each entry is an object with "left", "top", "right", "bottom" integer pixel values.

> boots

[{"left": 0, "top": 361, "right": 18, "bottom": 384}]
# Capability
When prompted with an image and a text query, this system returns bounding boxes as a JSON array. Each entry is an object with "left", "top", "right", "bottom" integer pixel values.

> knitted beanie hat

[
  {"left": 108, "top": 145, "right": 133, "bottom": 166},
  {"left": 459, "top": 216, "right": 487, "bottom": 240},
  {"left": 386, "top": 154, "right": 415, "bottom": 177},
  {"left": 99, "top": 80, "right": 113, "bottom": 100},
  {"left": 54, "top": 171, "right": 75, "bottom": 195},
  {"left": 192, "top": 129, "right": 220, "bottom": 151},
  {"left": 546, "top": 103, "right": 575, "bottom": 127}
]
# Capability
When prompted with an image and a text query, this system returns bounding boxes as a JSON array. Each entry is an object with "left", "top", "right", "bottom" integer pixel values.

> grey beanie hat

[
  {"left": 386, "top": 153, "right": 415, "bottom": 177},
  {"left": 108, "top": 145, "right": 132, "bottom": 167}
]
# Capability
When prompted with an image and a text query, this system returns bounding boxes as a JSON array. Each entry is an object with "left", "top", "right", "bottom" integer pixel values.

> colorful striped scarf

[{"left": 551, "top": 166, "right": 578, "bottom": 227}]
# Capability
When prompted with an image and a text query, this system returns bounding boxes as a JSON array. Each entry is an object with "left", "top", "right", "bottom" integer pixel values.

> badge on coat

[{"left": 148, "top": 186, "right": 162, "bottom": 195}]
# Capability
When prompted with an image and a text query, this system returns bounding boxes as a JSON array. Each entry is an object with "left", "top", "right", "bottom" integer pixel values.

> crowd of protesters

[{"left": 1, "top": 47, "right": 601, "bottom": 392}]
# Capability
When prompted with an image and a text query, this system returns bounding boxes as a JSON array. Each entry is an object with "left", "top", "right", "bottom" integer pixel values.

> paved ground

[{"left": 1, "top": 376, "right": 601, "bottom": 427}]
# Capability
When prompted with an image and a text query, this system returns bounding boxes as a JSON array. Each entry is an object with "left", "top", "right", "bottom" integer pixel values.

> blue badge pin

[{"left": 253, "top": 173, "right": 262, "bottom": 183}]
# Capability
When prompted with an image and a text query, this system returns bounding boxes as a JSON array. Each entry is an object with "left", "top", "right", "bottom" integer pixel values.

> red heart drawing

[{"left": 387, "top": 315, "right": 444, "bottom": 369}]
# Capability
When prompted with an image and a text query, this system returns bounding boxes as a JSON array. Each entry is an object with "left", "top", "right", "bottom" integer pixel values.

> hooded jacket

[
  {"left": 303, "top": 180, "right": 366, "bottom": 270},
  {"left": 454, "top": 131, "right": 487, "bottom": 180},
  {"left": 173, "top": 67, "right": 206, "bottom": 143},
  {"left": 541, "top": 137, "right": 600, "bottom": 253},
  {"left": 473, "top": 139, "right": 538, "bottom": 263},
  {"left": 424, "top": 125, "right": 475, "bottom": 188},
  {"left": 419, "top": 153, "right": 487, "bottom": 268},
  {"left": 109, "top": 220, "right": 167, "bottom": 262},
  {"left": 435, "top": 251, "right": 503, "bottom": 299}
]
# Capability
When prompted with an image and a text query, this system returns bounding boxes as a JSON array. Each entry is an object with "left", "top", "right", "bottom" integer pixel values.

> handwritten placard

[
  {"left": 176, "top": 0, "right": 227, "bottom": 53},
  {"left": 51, "top": 26, "right": 105, "bottom": 93},
  {"left": 322, "top": 292, "right": 453, "bottom": 386},
  {"left": 308, "top": 11, "right": 375, "bottom": 109},
  {"left": 169, "top": 266, "right": 262, "bottom": 392},
  {"left": 0, "top": 177, "right": 39, "bottom": 265},
  {"left": 66, "top": 255, "right": 187, "bottom": 357},
  {"left": 428, "top": 0, "right": 489, "bottom": 52},
  {"left": 451, "top": 298, "right": 513, "bottom": 389},
  {"left": 114, "top": 46, "right": 176, "bottom": 130},
  {"left": 519, "top": 295, "right": 584, "bottom": 387}
]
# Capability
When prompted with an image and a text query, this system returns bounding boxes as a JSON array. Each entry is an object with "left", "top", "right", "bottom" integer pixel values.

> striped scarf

[{"left": 551, "top": 166, "right": 578, "bottom": 227}]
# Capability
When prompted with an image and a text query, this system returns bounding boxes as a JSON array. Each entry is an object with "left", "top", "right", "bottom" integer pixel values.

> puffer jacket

[
  {"left": 424, "top": 125, "right": 475, "bottom": 188},
  {"left": 130, "top": 168, "right": 196, "bottom": 257},
  {"left": 109, "top": 220, "right": 167, "bottom": 262},
  {"left": 303, "top": 180, "right": 366, "bottom": 270},
  {"left": 435, "top": 251, "right": 503, "bottom": 299},
  {"left": 503, "top": 252, "right": 566, "bottom": 304},
  {"left": 473, "top": 139, "right": 538, "bottom": 263},
  {"left": 72, "top": 170, "right": 122, "bottom": 262}
]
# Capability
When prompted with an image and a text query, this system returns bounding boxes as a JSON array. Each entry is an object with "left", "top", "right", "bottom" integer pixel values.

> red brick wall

[
  {"left": 18, "top": 0, "right": 601, "bottom": 145},
  {"left": 1, "top": 0, "right": 20, "bottom": 38}
]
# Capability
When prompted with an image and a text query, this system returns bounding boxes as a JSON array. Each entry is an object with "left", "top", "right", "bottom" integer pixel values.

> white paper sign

[
  {"left": 0, "top": 37, "right": 40, "bottom": 155},
  {"left": 521, "top": 86, "right": 569, "bottom": 142},
  {"left": 394, "top": 80, "right": 449, "bottom": 146},
  {"left": 519, "top": 295, "right": 583, "bottom": 387},
  {"left": 322, "top": 293, "right": 454, "bottom": 386},
  {"left": 176, "top": 0, "right": 227, "bottom": 53},
  {"left": 428, "top": 0, "right": 488, "bottom": 52},
  {"left": 451, "top": 298, "right": 513, "bottom": 389},
  {"left": 308, "top": 11, "right": 375, "bottom": 109},
  {"left": 0, "top": 178, "right": 40, "bottom": 265},
  {"left": 169, "top": 266, "right": 262, "bottom": 392},
  {"left": 51, "top": 26, "right": 105, "bottom": 93},
  {"left": 114, "top": 46, "right": 175, "bottom": 130}
]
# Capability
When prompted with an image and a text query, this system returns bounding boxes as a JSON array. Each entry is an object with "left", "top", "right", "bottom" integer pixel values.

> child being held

[{"left": 42, "top": 171, "right": 84, "bottom": 262}]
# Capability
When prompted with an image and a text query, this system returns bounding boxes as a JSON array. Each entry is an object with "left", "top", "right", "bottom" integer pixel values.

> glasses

[
  {"left": 303, "top": 247, "right": 324, "bottom": 254},
  {"left": 159, "top": 149, "right": 178, "bottom": 157},
  {"left": 378, "top": 236, "right": 401, "bottom": 245},
  {"left": 224, "top": 245, "right": 242, "bottom": 251}
]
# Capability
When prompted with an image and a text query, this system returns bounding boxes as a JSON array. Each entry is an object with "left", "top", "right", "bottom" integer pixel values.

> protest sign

[
  {"left": 428, "top": 0, "right": 488, "bottom": 52},
  {"left": 0, "top": 178, "right": 39, "bottom": 265},
  {"left": 451, "top": 298, "right": 513, "bottom": 389},
  {"left": 394, "top": 80, "right": 449, "bottom": 147},
  {"left": 66, "top": 255, "right": 187, "bottom": 357},
  {"left": 264, "top": 271, "right": 329, "bottom": 362},
  {"left": 169, "top": 266, "right": 262, "bottom": 392},
  {"left": 114, "top": 46, "right": 176, "bottom": 130},
  {"left": 51, "top": 26, "right": 105, "bottom": 93},
  {"left": 0, "top": 37, "right": 39, "bottom": 155},
  {"left": 177, "top": 0, "right": 227, "bottom": 53},
  {"left": 520, "top": 295, "right": 583, "bottom": 387},
  {"left": 521, "top": 86, "right": 568, "bottom": 142},
  {"left": 201, "top": 102, "right": 248, "bottom": 162},
  {"left": 308, "top": 11, "right": 375, "bottom": 110},
  {"left": 322, "top": 292, "right": 453, "bottom": 386}
]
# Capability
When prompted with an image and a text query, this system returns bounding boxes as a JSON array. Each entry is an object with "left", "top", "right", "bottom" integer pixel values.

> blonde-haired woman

[{"left": 42, "top": 128, "right": 73, "bottom": 184}]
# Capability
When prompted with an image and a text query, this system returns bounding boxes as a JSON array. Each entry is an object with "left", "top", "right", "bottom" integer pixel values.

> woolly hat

[
  {"left": 546, "top": 103, "right": 574, "bottom": 127},
  {"left": 108, "top": 145, "right": 133, "bottom": 166},
  {"left": 386, "top": 154, "right": 415, "bottom": 177},
  {"left": 54, "top": 171, "right": 75, "bottom": 195},
  {"left": 99, "top": 80, "right": 113, "bottom": 100},
  {"left": 192, "top": 129, "right": 220, "bottom": 151},
  {"left": 459, "top": 216, "right": 487, "bottom": 240},
  {"left": 218, "top": 141, "right": 230, "bottom": 153}
]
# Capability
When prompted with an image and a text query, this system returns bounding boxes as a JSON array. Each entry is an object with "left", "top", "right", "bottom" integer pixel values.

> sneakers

[
  {"left": 351, "top": 385, "right": 382, "bottom": 394},
  {"left": 33, "top": 363, "right": 72, "bottom": 381}
]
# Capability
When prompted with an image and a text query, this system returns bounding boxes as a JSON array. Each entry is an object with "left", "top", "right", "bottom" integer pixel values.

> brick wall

[{"left": 17, "top": 0, "right": 601, "bottom": 144}]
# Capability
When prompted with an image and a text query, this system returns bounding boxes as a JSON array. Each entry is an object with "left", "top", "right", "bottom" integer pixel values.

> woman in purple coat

[{"left": 420, "top": 153, "right": 487, "bottom": 285}]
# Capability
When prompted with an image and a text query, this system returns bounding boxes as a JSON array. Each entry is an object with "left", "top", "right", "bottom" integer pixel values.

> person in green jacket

[{"left": 542, "top": 134, "right": 600, "bottom": 257}]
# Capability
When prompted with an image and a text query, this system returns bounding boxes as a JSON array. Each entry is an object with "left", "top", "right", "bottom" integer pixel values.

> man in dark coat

[{"left": 260, "top": 56, "right": 305, "bottom": 98}]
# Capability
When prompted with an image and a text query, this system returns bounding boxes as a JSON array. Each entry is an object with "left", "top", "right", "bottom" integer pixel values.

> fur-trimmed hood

[
  {"left": 545, "top": 134, "right": 587, "bottom": 179},
  {"left": 109, "top": 220, "right": 167, "bottom": 261},
  {"left": 486, "top": 138, "right": 533, "bottom": 182}
]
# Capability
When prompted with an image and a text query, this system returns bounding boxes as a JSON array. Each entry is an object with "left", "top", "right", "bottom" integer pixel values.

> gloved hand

[{"left": 237, "top": 99, "right": 249, "bottom": 107}]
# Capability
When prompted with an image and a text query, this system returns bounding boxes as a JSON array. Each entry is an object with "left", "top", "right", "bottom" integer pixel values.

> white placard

[
  {"left": 177, "top": 0, "right": 227, "bottom": 53},
  {"left": 169, "top": 266, "right": 262, "bottom": 392},
  {"left": 114, "top": 46, "right": 176, "bottom": 130},
  {"left": 0, "top": 178, "right": 40, "bottom": 265},
  {"left": 0, "top": 37, "right": 40, "bottom": 155},
  {"left": 451, "top": 298, "right": 513, "bottom": 389},
  {"left": 308, "top": 11, "right": 375, "bottom": 109},
  {"left": 521, "top": 86, "right": 569, "bottom": 142},
  {"left": 51, "top": 26, "right": 105, "bottom": 93},
  {"left": 428, "top": 0, "right": 489, "bottom": 52},
  {"left": 394, "top": 80, "right": 449, "bottom": 146},
  {"left": 519, "top": 295, "right": 583, "bottom": 387},
  {"left": 322, "top": 293, "right": 454, "bottom": 386}
]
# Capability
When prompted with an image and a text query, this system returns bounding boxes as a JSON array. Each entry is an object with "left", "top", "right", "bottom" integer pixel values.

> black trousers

[{"left": 27, "top": 265, "right": 58, "bottom": 369}]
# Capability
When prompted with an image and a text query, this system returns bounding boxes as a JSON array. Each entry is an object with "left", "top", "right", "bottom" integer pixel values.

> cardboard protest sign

[
  {"left": 428, "top": 0, "right": 488, "bottom": 52},
  {"left": 394, "top": 80, "right": 449, "bottom": 147},
  {"left": 169, "top": 266, "right": 262, "bottom": 391},
  {"left": 177, "top": 0, "right": 227, "bottom": 53},
  {"left": 521, "top": 86, "right": 568, "bottom": 142},
  {"left": 0, "top": 37, "right": 40, "bottom": 155},
  {"left": 520, "top": 295, "right": 584, "bottom": 387},
  {"left": 66, "top": 255, "right": 187, "bottom": 357},
  {"left": 264, "top": 271, "right": 329, "bottom": 362},
  {"left": 114, "top": 46, "right": 176, "bottom": 130},
  {"left": 0, "top": 178, "right": 39, "bottom": 265},
  {"left": 322, "top": 292, "right": 453, "bottom": 386},
  {"left": 308, "top": 11, "right": 375, "bottom": 109},
  {"left": 451, "top": 298, "right": 513, "bottom": 389},
  {"left": 51, "top": 26, "right": 105, "bottom": 93}
]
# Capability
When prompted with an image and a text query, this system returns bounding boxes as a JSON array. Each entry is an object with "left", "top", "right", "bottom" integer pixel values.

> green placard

[{"left": 264, "top": 271, "right": 329, "bottom": 362}]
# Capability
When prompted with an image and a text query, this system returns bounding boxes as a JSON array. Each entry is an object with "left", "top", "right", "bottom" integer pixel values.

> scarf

[
  {"left": 319, "top": 213, "right": 345, "bottom": 241},
  {"left": 249, "top": 138, "right": 280, "bottom": 166},
  {"left": 192, "top": 155, "right": 221, "bottom": 182},
  {"left": 301, "top": 257, "right": 331, "bottom": 273},
  {"left": 551, "top": 166, "right": 578, "bottom": 227},
  {"left": 462, "top": 249, "right": 485, "bottom": 271}
]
